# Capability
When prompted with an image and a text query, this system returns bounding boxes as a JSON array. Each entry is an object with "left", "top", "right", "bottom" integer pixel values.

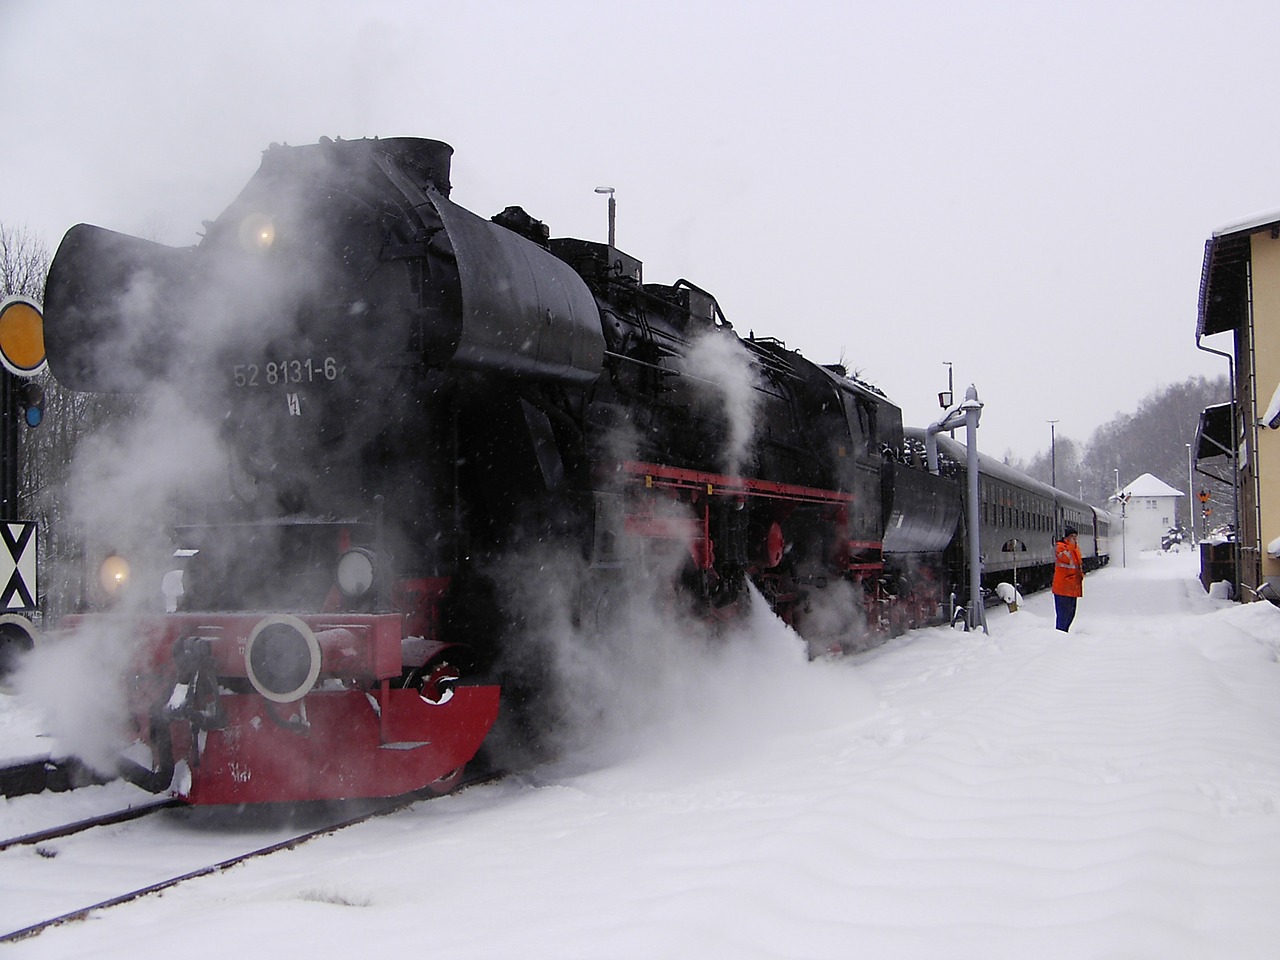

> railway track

[
  {"left": 0, "top": 795, "right": 181, "bottom": 852},
  {"left": 0, "top": 773, "right": 499, "bottom": 943}
]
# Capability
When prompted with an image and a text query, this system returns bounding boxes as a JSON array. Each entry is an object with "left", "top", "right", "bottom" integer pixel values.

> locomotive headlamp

[
  {"left": 98, "top": 554, "right": 131, "bottom": 595},
  {"left": 336, "top": 548, "right": 376, "bottom": 598},
  {"left": 237, "top": 213, "right": 276, "bottom": 252}
]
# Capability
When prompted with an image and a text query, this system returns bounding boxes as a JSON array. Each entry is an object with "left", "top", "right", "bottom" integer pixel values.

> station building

[
  {"left": 1196, "top": 210, "right": 1280, "bottom": 601},
  {"left": 1112, "top": 474, "right": 1184, "bottom": 556}
]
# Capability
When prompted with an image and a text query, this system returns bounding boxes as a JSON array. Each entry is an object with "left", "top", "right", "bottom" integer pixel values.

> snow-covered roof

[
  {"left": 1119, "top": 473, "right": 1185, "bottom": 498},
  {"left": 1213, "top": 208, "right": 1280, "bottom": 238},
  {"left": 1200, "top": 209, "right": 1280, "bottom": 337},
  {"left": 1213, "top": 208, "right": 1280, "bottom": 239}
]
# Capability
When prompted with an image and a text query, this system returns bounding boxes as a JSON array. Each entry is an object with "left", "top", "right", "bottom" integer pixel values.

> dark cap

[{"left": 1063, "top": 525, "right": 1078, "bottom": 538}]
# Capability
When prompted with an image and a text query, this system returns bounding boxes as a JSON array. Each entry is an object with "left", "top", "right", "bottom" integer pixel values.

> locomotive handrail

[
  {"left": 602, "top": 349, "right": 717, "bottom": 388},
  {"left": 739, "top": 339, "right": 805, "bottom": 382},
  {"left": 616, "top": 459, "right": 855, "bottom": 505},
  {"left": 672, "top": 278, "right": 731, "bottom": 328}
]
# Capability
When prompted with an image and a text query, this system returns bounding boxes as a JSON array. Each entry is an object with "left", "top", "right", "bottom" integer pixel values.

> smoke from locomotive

[{"left": 30, "top": 136, "right": 1109, "bottom": 804}]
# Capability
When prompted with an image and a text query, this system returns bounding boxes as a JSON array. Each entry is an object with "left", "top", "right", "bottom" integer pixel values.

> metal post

[
  {"left": 1186, "top": 442, "right": 1197, "bottom": 546},
  {"left": 1120, "top": 494, "right": 1128, "bottom": 568},
  {"left": 944, "top": 362, "right": 954, "bottom": 437},
  {"left": 963, "top": 386, "right": 987, "bottom": 633},
  {"left": 923, "top": 384, "right": 985, "bottom": 632},
  {"left": 594, "top": 186, "right": 616, "bottom": 248},
  {"left": 1, "top": 370, "right": 16, "bottom": 519},
  {"left": 1048, "top": 420, "right": 1059, "bottom": 489}
]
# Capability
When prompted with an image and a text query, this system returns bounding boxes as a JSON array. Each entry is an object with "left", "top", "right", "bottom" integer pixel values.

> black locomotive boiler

[{"left": 41, "top": 137, "right": 1105, "bottom": 803}]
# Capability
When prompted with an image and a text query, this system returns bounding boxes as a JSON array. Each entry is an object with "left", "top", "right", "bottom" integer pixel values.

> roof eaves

[{"left": 1198, "top": 233, "right": 1252, "bottom": 338}]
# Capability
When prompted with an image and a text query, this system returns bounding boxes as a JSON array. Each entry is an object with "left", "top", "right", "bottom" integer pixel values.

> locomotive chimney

[
  {"left": 376, "top": 138, "right": 454, "bottom": 197},
  {"left": 303, "top": 137, "right": 455, "bottom": 195}
]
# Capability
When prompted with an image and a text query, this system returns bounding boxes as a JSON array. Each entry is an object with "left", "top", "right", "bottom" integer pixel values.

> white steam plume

[
  {"left": 13, "top": 619, "right": 136, "bottom": 773},
  {"left": 16, "top": 217, "right": 324, "bottom": 773},
  {"left": 14, "top": 385, "right": 235, "bottom": 774},
  {"left": 481, "top": 500, "right": 876, "bottom": 776},
  {"left": 680, "top": 331, "right": 762, "bottom": 478}
]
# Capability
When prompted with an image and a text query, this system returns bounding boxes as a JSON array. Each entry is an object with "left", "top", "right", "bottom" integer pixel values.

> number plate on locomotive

[{"left": 233, "top": 358, "right": 341, "bottom": 387}]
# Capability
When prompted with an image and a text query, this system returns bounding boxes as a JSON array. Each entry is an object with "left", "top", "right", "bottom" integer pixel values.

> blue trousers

[{"left": 1054, "top": 594, "right": 1077, "bottom": 632}]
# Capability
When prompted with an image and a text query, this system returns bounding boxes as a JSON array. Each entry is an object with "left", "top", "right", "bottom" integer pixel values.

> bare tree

[
  {"left": 1021, "top": 375, "right": 1231, "bottom": 524},
  {"left": 0, "top": 224, "right": 49, "bottom": 302}
]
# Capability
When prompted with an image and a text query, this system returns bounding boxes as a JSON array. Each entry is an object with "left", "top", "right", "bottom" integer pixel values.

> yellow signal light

[{"left": 0, "top": 297, "right": 46, "bottom": 377}]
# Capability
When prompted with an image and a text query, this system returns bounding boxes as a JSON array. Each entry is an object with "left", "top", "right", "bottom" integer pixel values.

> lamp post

[
  {"left": 594, "top": 186, "right": 616, "bottom": 248},
  {"left": 942, "top": 362, "right": 954, "bottom": 436},
  {"left": 1186, "top": 442, "right": 1197, "bottom": 546},
  {"left": 1048, "top": 420, "right": 1059, "bottom": 489}
]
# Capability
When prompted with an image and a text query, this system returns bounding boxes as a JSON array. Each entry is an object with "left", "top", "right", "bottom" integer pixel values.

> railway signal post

[{"left": 0, "top": 297, "right": 45, "bottom": 674}]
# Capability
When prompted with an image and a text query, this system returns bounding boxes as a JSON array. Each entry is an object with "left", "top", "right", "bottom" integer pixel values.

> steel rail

[
  {"left": 0, "top": 796, "right": 181, "bottom": 852},
  {"left": 0, "top": 772, "right": 501, "bottom": 944}
]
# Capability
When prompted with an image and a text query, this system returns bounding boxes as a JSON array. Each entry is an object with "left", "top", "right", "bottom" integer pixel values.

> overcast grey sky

[{"left": 0, "top": 0, "right": 1265, "bottom": 459}]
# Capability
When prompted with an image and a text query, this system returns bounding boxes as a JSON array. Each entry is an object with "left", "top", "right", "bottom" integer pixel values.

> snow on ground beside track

[
  {"left": 0, "top": 692, "right": 51, "bottom": 768},
  {"left": 0, "top": 665, "right": 159, "bottom": 839},
  {"left": 6, "top": 549, "right": 1280, "bottom": 958}
]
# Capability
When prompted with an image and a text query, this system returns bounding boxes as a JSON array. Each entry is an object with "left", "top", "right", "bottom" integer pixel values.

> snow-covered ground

[{"left": 5, "top": 549, "right": 1280, "bottom": 959}]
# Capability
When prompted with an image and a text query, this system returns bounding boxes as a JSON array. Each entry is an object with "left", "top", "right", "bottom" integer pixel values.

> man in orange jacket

[{"left": 1053, "top": 526, "right": 1084, "bottom": 632}]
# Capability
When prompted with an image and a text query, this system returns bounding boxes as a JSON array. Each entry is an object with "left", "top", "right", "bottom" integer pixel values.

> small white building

[{"left": 1113, "top": 474, "right": 1186, "bottom": 553}]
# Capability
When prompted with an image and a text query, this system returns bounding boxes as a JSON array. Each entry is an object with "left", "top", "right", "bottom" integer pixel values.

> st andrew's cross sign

[{"left": 0, "top": 521, "right": 36, "bottom": 611}]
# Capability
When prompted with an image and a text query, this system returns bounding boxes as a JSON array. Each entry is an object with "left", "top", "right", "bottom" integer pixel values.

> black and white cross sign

[{"left": 0, "top": 522, "right": 37, "bottom": 611}]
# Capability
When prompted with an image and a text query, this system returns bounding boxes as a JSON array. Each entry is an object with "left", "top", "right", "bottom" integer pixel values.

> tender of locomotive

[{"left": 41, "top": 137, "right": 1103, "bottom": 804}]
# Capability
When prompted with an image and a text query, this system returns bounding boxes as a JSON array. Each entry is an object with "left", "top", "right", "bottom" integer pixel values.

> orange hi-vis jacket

[{"left": 1053, "top": 537, "right": 1084, "bottom": 597}]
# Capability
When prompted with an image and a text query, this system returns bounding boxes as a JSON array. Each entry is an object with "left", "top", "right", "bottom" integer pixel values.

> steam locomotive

[{"left": 41, "top": 137, "right": 1107, "bottom": 804}]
